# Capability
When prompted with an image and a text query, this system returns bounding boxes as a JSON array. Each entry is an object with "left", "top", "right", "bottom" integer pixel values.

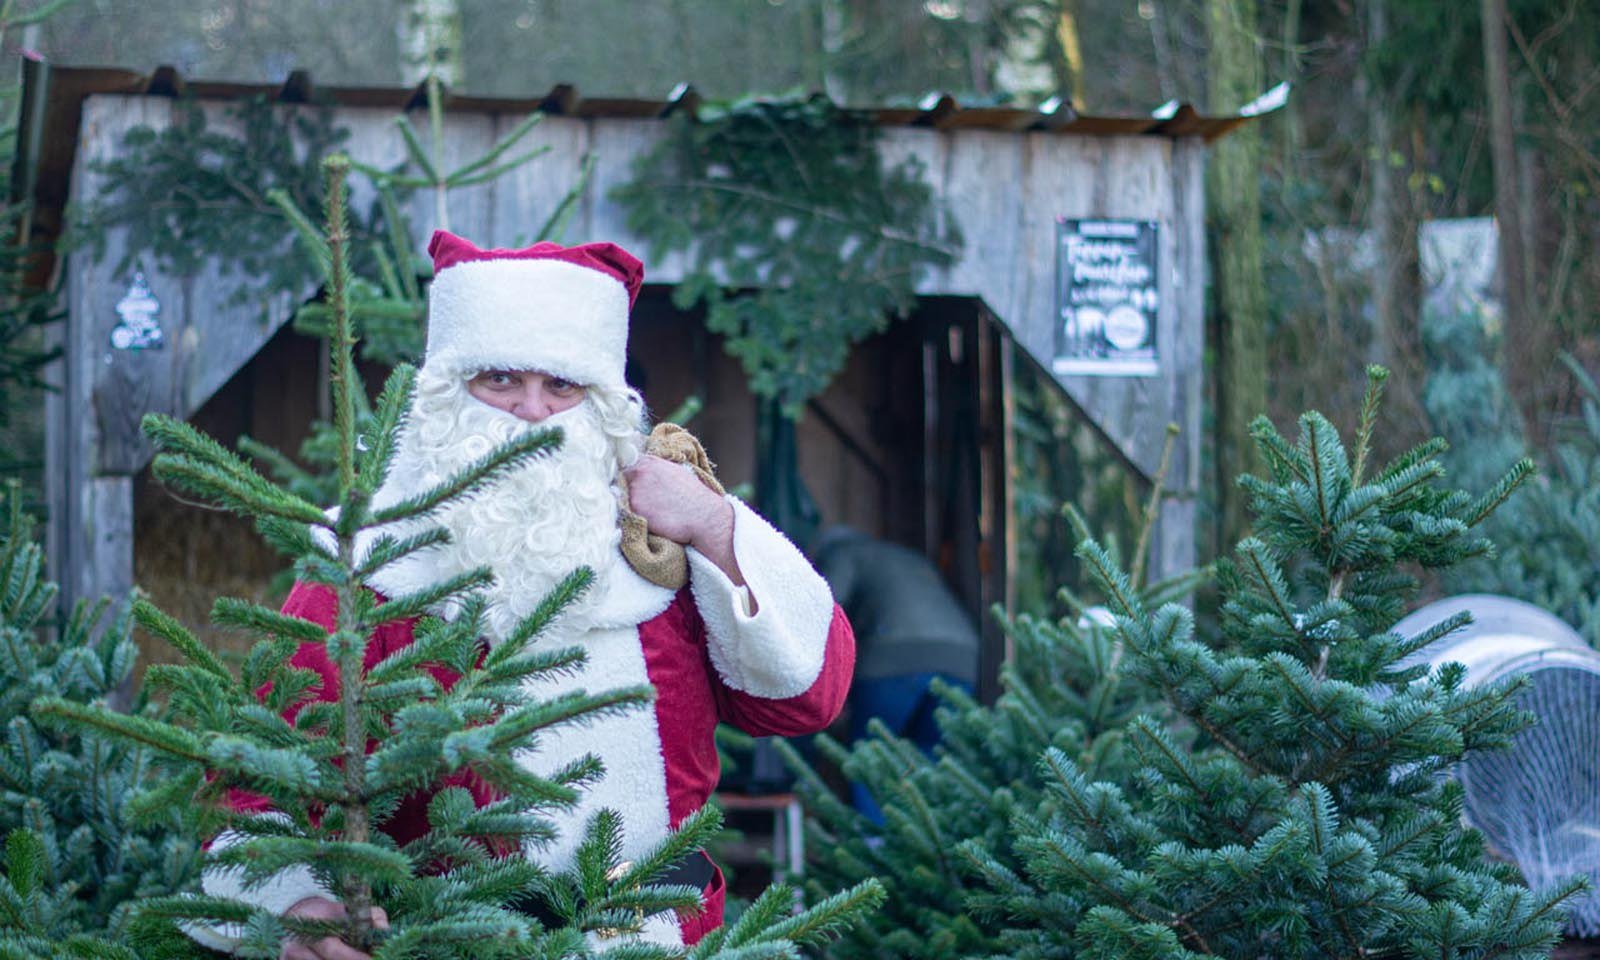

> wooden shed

[{"left": 18, "top": 62, "right": 1246, "bottom": 700}]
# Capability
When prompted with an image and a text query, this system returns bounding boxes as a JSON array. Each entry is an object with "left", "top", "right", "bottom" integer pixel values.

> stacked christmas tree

[{"left": 0, "top": 485, "right": 198, "bottom": 958}]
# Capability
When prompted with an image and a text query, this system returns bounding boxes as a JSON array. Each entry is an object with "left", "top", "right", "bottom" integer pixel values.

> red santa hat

[{"left": 423, "top": 230, "right": 645, "bottom": 389}]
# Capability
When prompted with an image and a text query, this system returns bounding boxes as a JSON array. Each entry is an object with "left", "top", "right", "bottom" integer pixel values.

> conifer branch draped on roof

[{"left": 614, "top": 96, "right": 963, "bottom": 417}]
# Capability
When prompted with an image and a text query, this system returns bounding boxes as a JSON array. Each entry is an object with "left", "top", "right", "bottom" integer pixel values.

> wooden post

[{"left": 1481, "top": 0, "right": 1536, "bottom": 438}]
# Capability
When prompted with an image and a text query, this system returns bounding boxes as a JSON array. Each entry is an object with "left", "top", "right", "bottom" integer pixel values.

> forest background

[{"left": 9, "top": 0, "right": 1596, "bottom": 628}]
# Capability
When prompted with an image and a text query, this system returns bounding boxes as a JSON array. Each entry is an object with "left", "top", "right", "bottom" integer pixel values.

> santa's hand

[
  {"left": 623, "top": 455, "right": 743, "bottom": 585},
  {"left": 280, "top": 897, "right": 389, "bottom": 960}
]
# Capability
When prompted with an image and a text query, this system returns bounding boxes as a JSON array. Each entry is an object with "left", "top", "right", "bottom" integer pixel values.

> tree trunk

[
  {"left": 1366, "top": 0, "right": 1423, "bottom": 411},
  {"left": 1147, "top": 0, "right": 1179, "bottom": 102},
  {"left": 397, "top": 0, "right": 463, "bottom": 88},
  {"left": 1207, "top": 0, "right": 1267, "bottom": 547},
  {"left": 993, "top": 2, "right": 1067, "bottom": 105},
  {"left": 1481, "top": 0, "right": 1536, "bottom": 437},
  {"left": 820, "top": 0, "right": 847, "bottom": 104}
]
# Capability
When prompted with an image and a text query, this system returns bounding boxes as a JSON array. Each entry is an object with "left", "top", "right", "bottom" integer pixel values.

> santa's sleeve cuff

[{"left": 687, "top": 497, "right": 835, "bottom": 699}]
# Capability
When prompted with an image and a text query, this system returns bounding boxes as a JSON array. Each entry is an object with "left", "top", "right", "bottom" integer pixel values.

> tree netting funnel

[{"left": 1395, "top": 594, "right": 1600, "bottom": 935}]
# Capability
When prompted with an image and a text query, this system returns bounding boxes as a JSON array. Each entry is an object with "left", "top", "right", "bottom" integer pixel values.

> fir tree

[
  {"left": 1437, "top": 355, "right": 1600, "bottom": 648},
  {"left": 780, "top": 434, "right": 1203, "bottom": 960},
  {"left": 964, "top": 367, "right": 1582, "bottom": 959},
  {"left": 0, "top": 484, "right": 198, "bottom": 944},
  {"left": 32, "top": 155, "right": 878, "bottom": 959},
  {"left": 0, "top": 828, "right": 138, "bottom": 959}
]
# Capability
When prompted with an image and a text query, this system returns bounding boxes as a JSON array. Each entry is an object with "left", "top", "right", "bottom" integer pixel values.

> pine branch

[
  {"left": 31, "top": 699, "right": 209, "bottom": 765},
  {"left": 741, "top": 879, "right": 886, "bottom": 950},
  {"left": 480, "top": 685, "right": 656, "bottom": 755},
  {"left": 493, "top": 567, "right": 596, "bottom": 658},
  {"left": 142, "top": 415, "right": 326, "bottom": 524},
  {"left": 132, "top": 597, "right": 232, "bottom": 682},
  {"left": 368, "top": 567, "right": 493, "bottom": 625},
  {"left": 356, "top": 364, "right": 417, "bottom": 497},
  {"left": 535, "top": 153, "right": 596, "bottom": 243},
  {"left": 1351, "top": 365, "right": 1388, "bottom": 486},
  {"left": 353, "top": 527, "right": 452, "bottom": 580},
  {"left": 150, "top": 455, "right": 327, "bottom": 526},
  {"left": 1460, "top": 457, "right": 1536, "bottom": 528},
  {"left": 210, "top": 597, "right": 333, "bottom": 644},
  {"left": 367, "top": 429, "right": 563, "bottom": 526}
]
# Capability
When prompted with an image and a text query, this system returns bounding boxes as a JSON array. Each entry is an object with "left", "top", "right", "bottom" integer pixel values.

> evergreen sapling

[
  {"left": 0, "top": 485, "right": 197, "bottom": 954},
  {"left": 964, "top": 367, "right": 1583, "bottom": 959},
  {"left": 34, "top": 156, "right": 880, "bottom": 959},
  {"left": 780, "top": 431, "right": 1203, "bottom": 960}
]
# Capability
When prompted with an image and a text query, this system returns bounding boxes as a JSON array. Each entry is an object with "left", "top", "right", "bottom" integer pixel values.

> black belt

[{"left": 508, "top": 851, "right": 715, "bottom": 924}]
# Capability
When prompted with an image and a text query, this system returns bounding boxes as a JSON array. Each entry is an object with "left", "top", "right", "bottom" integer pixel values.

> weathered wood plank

[
  {"left": 875, "top": 128, "right": 951, "bottom": 294},
  {"left": 78, "top": 96, "right": 314, "bottom": 476},
  {"left": 1046, "top": 136, "right": 1174, "bottom": 484},
  {"left": 1149, "top": 137, "right": 1208, "bottom": 583},
  {"left": 488, "top": 114, "right": 593, "bottom": 245},
  {"left": 586, "top": 118, "right": 684, "bottom": 281},
  {"left": 75, "top": 95, "right": 175, "bottom": 476},
  {"left": 57, "top": 95, "right": 172, "bottom": 605},
  {"left": 420, "top": 109, "right": 497, "bottom": 241},
  {"left": 935, "top": 130, "right": 1023, "bottom": 308},
  {"left": 83, "top": 475, "right": 134, "bottom": 608}
]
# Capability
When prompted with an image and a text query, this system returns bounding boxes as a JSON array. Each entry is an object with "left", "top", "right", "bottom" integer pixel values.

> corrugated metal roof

[{"left": 13, "top": 60, "right": 1251, "bottom": 289}]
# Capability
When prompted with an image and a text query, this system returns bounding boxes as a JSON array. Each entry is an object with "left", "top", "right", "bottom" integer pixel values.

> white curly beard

[{"left": 360, "top": 368, "right": 645, "bottom": 643}]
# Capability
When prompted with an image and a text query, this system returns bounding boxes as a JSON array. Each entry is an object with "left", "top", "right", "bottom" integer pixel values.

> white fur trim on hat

[{"left": 426, "top": 257, "right": 630, "bottom": 387}]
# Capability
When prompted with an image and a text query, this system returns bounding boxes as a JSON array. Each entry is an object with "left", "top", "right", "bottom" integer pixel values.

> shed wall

[{"left": 52, "top": 92, "right": 1202, "bottom": 612}]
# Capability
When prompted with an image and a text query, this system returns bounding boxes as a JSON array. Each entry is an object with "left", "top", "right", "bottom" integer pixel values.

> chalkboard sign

[{"left": 1052, "top": 219, "right": 1159, "bottom": 377}]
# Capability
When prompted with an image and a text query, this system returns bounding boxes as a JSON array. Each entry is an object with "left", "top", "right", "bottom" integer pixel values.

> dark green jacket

[{"left": 811, "top": 527, "right": 979, "bottom": 684}]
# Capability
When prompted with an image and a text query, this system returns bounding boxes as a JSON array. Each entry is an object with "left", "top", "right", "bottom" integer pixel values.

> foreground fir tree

[
  {"left": 781, "top": 435, "right": 1203, "bottom": 960},
  {"left": 965, "top": 368, "right": 1581, "bottom": 959},
  {"left": 33, "top": 156, "right": 878, "bottom": 959}
]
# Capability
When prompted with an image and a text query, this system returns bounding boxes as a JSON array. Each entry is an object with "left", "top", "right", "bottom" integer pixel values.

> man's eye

[{"left": 548, "top": 378, "right": 580, "bottom": 395}]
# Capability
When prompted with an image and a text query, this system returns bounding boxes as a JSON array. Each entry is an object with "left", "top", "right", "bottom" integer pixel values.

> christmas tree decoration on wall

[{"left": 109, "top": 272, "right": 163, "bottom": 351}]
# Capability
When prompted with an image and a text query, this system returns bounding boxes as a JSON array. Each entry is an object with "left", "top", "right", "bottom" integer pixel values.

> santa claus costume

[{"left": 200, "top": 232, "right": 856, "bottom": 949}]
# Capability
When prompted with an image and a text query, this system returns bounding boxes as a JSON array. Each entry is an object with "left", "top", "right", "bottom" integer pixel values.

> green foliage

[
  {"left": 0, "top": 484, "right": 199, "bottom": 947},
  {"left": 1423, "top": 297, "right": 1600, "bottom": 647},
  {"left": 1443, "top": 364, "right": 1600, "bottom": 647},
  {"left": 34, "top": 156, "right": 878, "bottom": 958},
  {"left": 0, "top": 828, "right": 141, "bottom": 960},
  {"left": 80, "top": 95, "right": 362, "bottom": 311},
  {"left": 963, "top": 368, "right": 1577, "bottom": 958},
  {"left": 614, "top": 95, "right": 961, "bottom": 416},
  {"left": 789, "top": 368, "right": 1578, "bottom": 958},
  {"left": 781, "top": 472, "right": 1202, "bottom": 959}
]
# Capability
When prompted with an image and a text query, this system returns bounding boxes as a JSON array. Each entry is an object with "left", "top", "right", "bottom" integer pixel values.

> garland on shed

[
  {"left": 81, "top": 96, "right": 360, "bottom": 313},
  {"left": 613, "top": 95, "right": 962, "bottom": 417}
]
